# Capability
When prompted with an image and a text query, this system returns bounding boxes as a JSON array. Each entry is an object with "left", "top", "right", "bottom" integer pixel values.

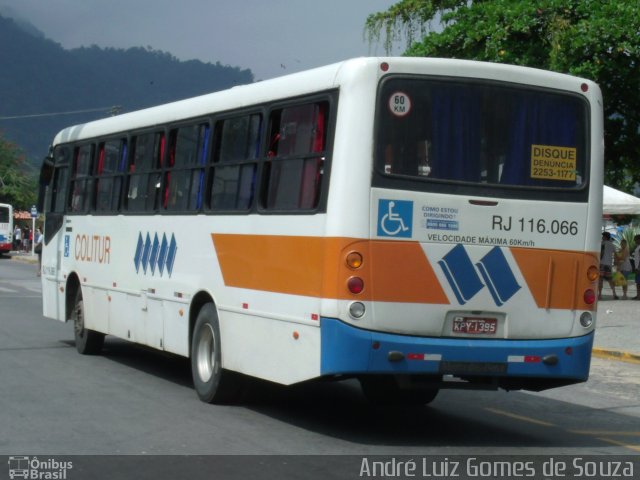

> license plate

[
  {"left": 440, "top": 361, "right": 507, "bottom": 375},
  {"left": 452, "top": 316, "right": 497, "bottom": 335}
]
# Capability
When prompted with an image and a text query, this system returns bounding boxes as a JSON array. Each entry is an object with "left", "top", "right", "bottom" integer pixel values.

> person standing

[
  {"left": 22, "top": 227, "right": 30, "bottom": 252},
  {"left": 34, "top": 228, "right": 43, "bottom": 276},
  {"left": 599, "top": 232, "right": 617, "bottom": 300},
  {"left": 614, "top": 239, "right": 632, "bottom": 299},
  {"left": 13, "top": 225, "right": 21, "bottom": 251}
]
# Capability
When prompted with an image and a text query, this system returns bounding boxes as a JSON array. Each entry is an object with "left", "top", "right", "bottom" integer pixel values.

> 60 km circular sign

[{"left": 389, "top": 92, "right": 412, "bottom": 117}]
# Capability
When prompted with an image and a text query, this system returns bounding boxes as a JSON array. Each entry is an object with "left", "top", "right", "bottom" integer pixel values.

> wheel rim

[
  {"left": 196, "top": 324, "right": 216, "bottom": 383},
  {"left": 73, "top": 300, "right": 85, "bottom": 339}
]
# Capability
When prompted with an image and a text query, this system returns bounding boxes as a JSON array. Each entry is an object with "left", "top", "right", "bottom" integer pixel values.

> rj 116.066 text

[{"left": 492, "top": 216, "right": 578, "bottom": 236}]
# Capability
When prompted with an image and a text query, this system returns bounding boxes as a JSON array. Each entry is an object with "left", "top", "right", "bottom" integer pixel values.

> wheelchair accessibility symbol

[{"left": 377, "top": 199, "right": 413, "bottom": 238}]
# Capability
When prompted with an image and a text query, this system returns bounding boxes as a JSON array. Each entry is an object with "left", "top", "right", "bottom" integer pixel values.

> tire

[
  {"left": 191, "top": 303, "right": 244, "bottom": 404},
  {"left": 71, "top": 288, "right": 105, "bottom": 355},
  {"left": 359, "top": 375, "right": 439, "bottom": 406}
]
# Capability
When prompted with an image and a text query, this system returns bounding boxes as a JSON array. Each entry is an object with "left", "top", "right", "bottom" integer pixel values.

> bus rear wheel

[
  {"left": 191, "top": 303, "right": 244, "bottom": 404},
  {"left": 71, "top": 289, "right": 104, "bottom": 355},
  {"left": 359, "top": 375, "right": 439, "bottom": 406}
]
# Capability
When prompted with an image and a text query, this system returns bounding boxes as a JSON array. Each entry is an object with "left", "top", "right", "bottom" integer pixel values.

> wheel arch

[
  {"left": 189, "top": 290, "right": 215, "bottom": 356},
  {"left": 65, "top": 272, "right": 81, "bottom": 322}
]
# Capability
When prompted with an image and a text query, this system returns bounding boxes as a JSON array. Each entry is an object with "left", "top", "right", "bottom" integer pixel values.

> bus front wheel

[
  {"left": 71, "top": 289, "right": 104, "bottom": 355},
  {"left": 191, "top": 303, "right": 244, "bottom": 404}
]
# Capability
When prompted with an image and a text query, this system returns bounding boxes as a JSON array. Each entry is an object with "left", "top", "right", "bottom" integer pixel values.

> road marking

[
  {"left": 486, "top": 409, "right": 640, "bottom": 453},
  {"left": 0, "top": 286, "right": 18, "bottom": 293},
  {"left": 484, "top": 407, "right": 555, "bottom": 426}
]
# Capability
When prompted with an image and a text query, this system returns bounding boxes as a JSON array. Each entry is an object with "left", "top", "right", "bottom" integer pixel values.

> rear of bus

[
  {"left": 321, "top": 59, "right": 602, "bottom": 397},
  {"left": 0, "top": 203, "right": 13, "bottom": 254}
]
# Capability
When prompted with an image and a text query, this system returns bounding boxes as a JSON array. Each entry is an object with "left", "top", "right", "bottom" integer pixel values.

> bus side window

[
  {"left": 165, "top": 123, "right": 208, "bottom": 212},
  {"left": 125, "top": 132, "right": 164, "bottom": 212},
  {"left": 68, "top": 144, "right": 94, "bottom": 213},
  {"left": 193, "top": 125, "right": 209, "bottom": 210},
  {"left": 95, "top": 139, "right": 126, "bottom": 213},
  {"left": 209, "top": 113, "right": 261, "bottom": 211},
  {"left": 262, "top": 101, "right": 328, "bottom": 211},
  {"left": 48, "top": 146, "right": 70, "bottom": 214}
]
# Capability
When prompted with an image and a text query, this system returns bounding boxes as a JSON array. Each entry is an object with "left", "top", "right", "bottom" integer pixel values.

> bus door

[{"left": 39, "top": 147, "right": 71, "bottom": 319}]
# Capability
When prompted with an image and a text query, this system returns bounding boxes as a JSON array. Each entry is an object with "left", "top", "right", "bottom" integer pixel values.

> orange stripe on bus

[
  {"left": 212, "top": 235, "right": 596, "bottom": 309},
  {"left": 510, "top": 248, "right": 598, "bottom": 310},
  {"left": 211, "top": 234, "right": 449, "bottom": 303},
  {"left": 367, "top": 241, "right": 449, "bottom": 304}
]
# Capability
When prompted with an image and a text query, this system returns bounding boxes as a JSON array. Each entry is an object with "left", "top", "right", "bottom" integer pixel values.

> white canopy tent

[{"left": 603, "top": 185, "right": 640, "bottom": 215}]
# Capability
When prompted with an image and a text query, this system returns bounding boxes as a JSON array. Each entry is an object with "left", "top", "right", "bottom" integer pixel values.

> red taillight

[
  {"left": 584, "top": 289, "right": 596, "bottom": 305},
  {"left": 380, "top": 62, "right": 389, "bottom": 72},
  {"left": 581, "top": 83, "right": 589, "bottom": 92},
  {"left": 347, "top": 276, "right": 364, "bottom": 294}
]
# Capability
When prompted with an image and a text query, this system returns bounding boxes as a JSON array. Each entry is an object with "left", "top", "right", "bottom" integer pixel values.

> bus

[
  {"left": 38, "top": 57, "right": 603, "bottom": 405},
  {"left": 0, "top": 203, "right": 14, "bottom": 255}
]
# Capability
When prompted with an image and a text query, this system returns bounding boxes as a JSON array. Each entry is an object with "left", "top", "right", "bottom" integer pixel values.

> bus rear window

[{"left": 376, "top": 78, "right": 588, "bottom": 191}]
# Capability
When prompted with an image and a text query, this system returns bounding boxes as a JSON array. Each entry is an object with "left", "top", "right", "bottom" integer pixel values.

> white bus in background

[
  {"left": 0, "top": 203, "right": 14, "bottom": 255},
  {"left": 38, "top": 57, "right": 603, "bottom": 405}
]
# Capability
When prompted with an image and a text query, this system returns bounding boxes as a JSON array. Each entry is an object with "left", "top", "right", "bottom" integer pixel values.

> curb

[
  {"left": 8, "top": 255, "right": 39, "bottom": 264},
  {"left": 592, "top": 347, "right": 640, "bottom": 365}
]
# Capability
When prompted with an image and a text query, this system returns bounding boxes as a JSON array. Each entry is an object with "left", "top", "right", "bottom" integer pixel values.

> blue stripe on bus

[{"left": 320, "top": 317, "right": 593, "bottom": 380}]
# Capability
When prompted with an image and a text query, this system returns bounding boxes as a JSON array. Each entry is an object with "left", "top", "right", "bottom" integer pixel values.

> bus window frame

[
  {"left": 93, "top": 137, "right": 128, "bottom": 214},
  {"left": 206, "top": 110, "right": 263, "bottom": 214},
  {"left": 37, "top": 154, "right": 54, "bottom": 213},
  {"left": 372, "top": 75, "right": 591, "bottom": 203},
  {"left": 256, "top": 92, "right": 337, "bottom": 215},
  {"left": 124, "top": 129, "right": 167, "bottom": 214},
  {"left": 68, "top": 143, "right": 96, "bottom": 214},
  {"left": 163, "top": 119, "right": 212, "bottom": 214},
  {"left": 45, "top": 90, "right": 338, "bottom": 218}
]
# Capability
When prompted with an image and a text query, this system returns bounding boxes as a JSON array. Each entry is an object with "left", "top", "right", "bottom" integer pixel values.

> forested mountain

[{"left": 0, "top": 14, "right": 254, "bottom": 166}]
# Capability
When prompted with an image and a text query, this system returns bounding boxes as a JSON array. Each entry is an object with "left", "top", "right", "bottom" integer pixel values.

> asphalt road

[{"left": 1, "top": 257, "right": 639, "bottom": 477}]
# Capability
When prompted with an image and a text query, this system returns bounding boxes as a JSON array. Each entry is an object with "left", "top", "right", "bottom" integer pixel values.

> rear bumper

[{"left": 320, "top": 317, "right": 593, "bottom": 384}]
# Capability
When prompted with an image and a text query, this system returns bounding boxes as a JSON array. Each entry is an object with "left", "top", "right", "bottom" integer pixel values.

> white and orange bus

[{"left": 38, "top": 57, "right": 603, "bottom": 404}]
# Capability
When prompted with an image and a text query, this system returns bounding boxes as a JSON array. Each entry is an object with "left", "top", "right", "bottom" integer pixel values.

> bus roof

[
  {"left": 52, "top": 58, "right": 349, "bottom": 146},
  {"left": 52, "top": 57, "right": 597, "bottom": 146}
]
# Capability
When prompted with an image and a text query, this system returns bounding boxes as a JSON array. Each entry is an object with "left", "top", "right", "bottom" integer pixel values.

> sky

[{"left": 1, "top": 0, "right": 402, "bottom": 81}]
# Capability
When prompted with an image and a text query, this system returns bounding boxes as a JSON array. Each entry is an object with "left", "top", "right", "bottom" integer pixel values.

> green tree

[
  {"left": 366, "top": 0, "right": 640, "bottom": 190},
  {"left": 0, "top": 133, "right": 37, "bottom": 209}
]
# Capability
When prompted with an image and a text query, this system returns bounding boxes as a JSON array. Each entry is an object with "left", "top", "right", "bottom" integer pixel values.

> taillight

[
  {"left": 587, "top": 266, "right": 599, "bottom": 282},
  {"left": 584, "top": 289, "right": 596, "bottom": 305},
  {"left": 347, "top": 276, "right": 364, "bottom": 294},
  {"left": 346, "top": 251, "right": 363, "bottom": 269}
]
